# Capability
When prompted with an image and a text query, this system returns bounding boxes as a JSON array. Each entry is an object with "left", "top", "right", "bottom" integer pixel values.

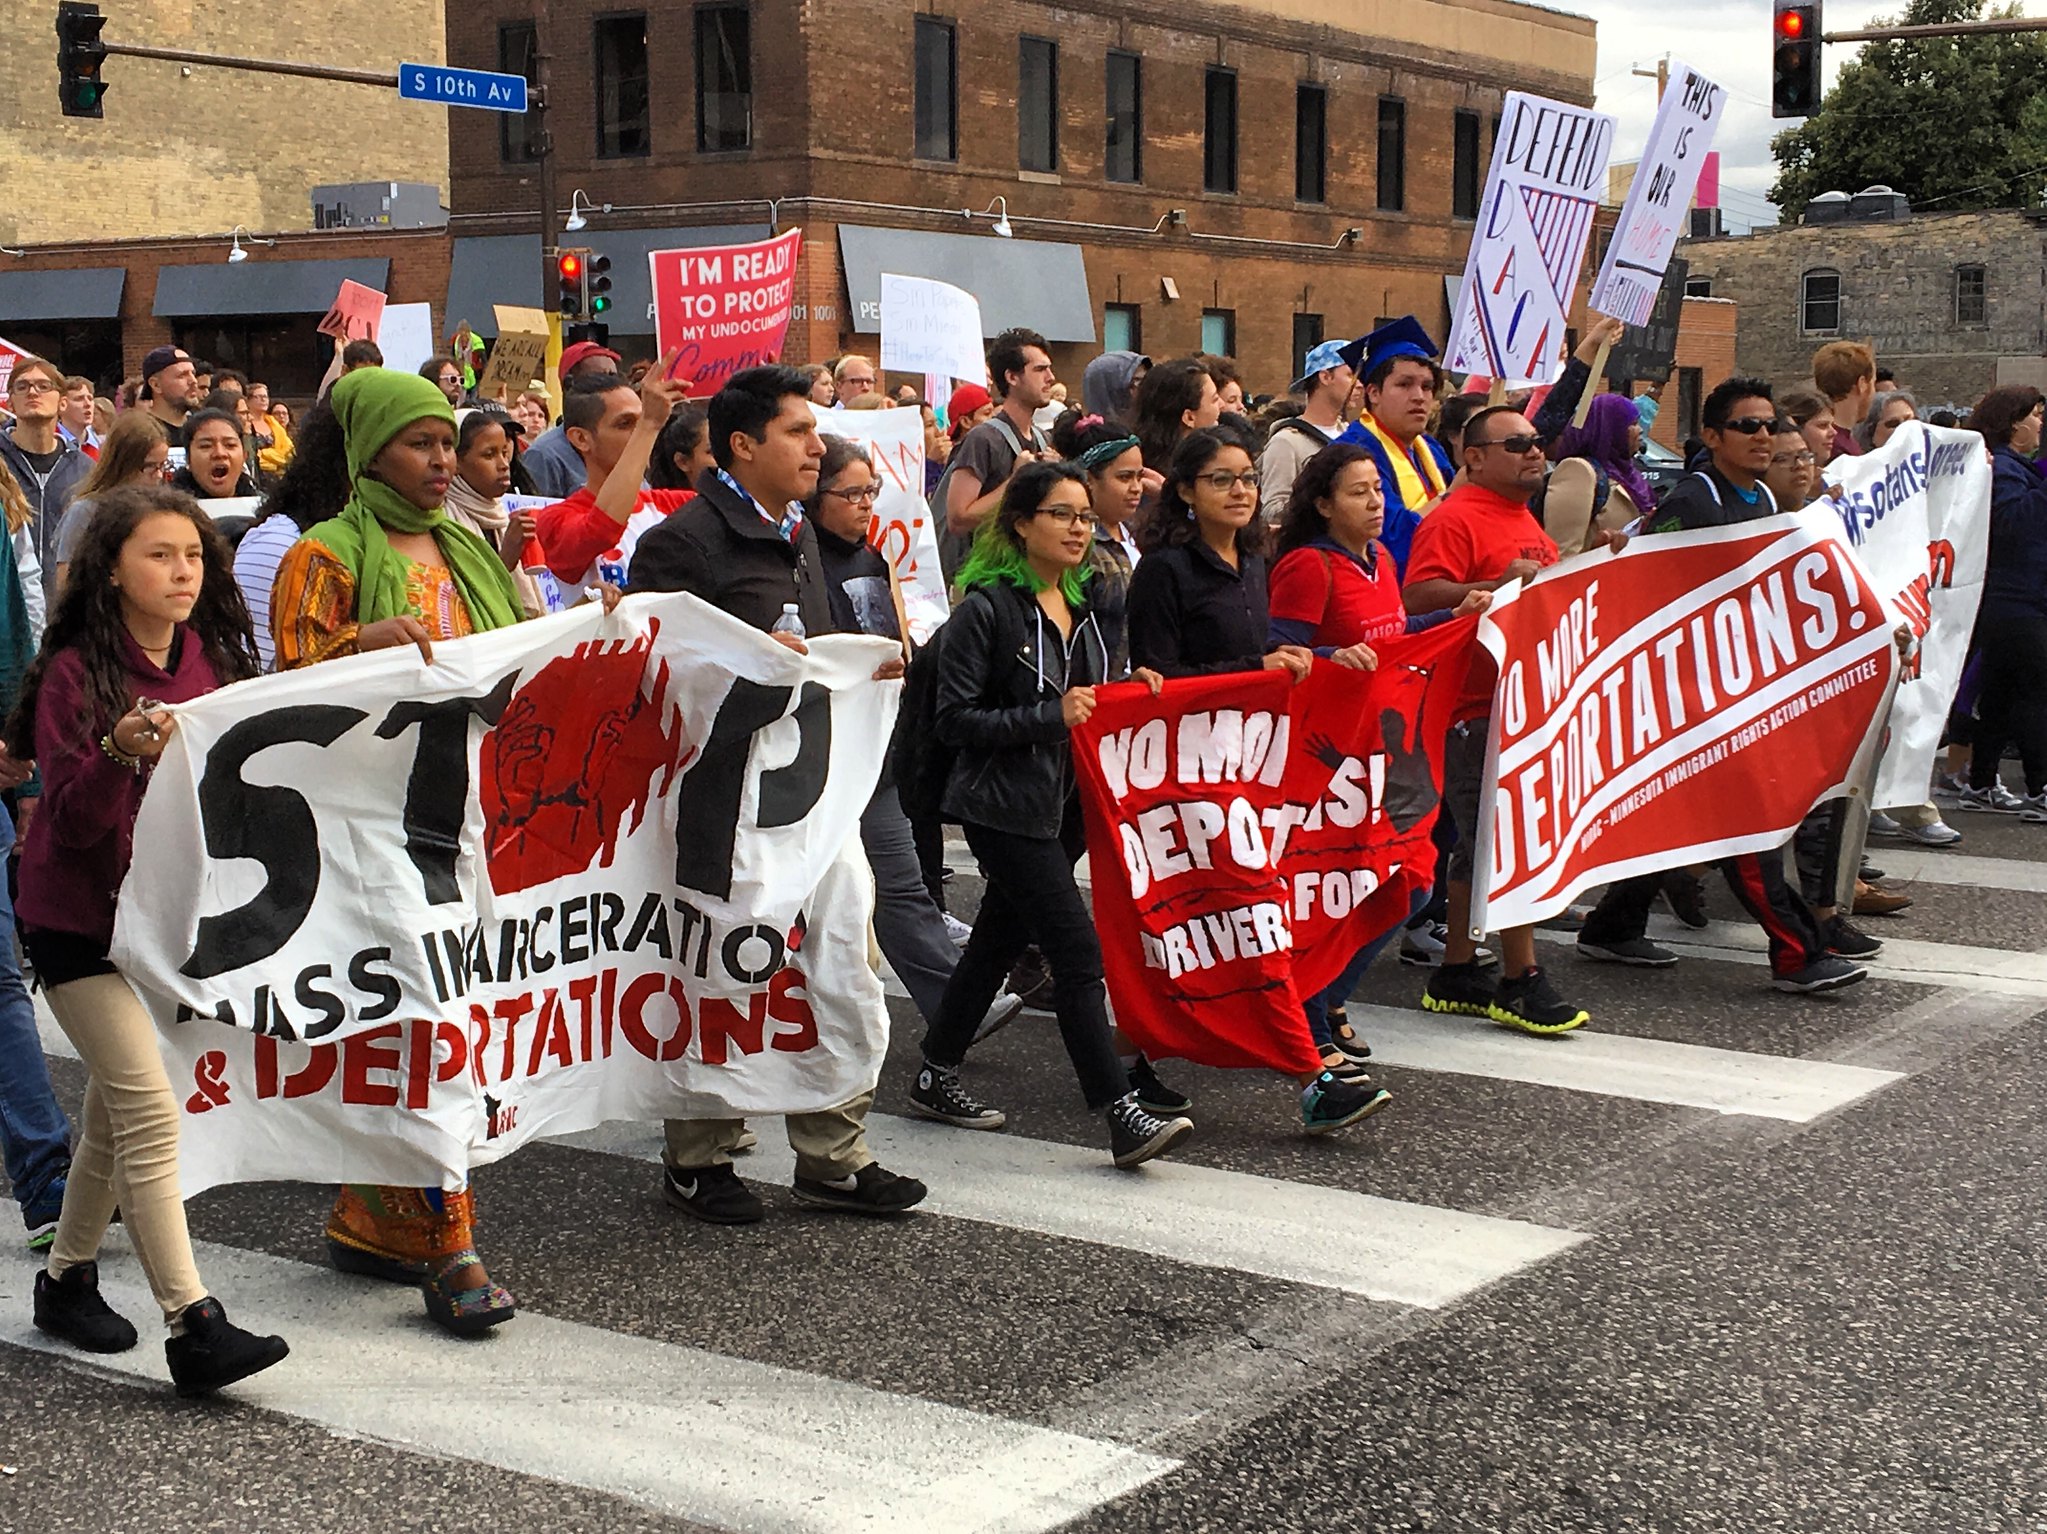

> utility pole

[
  {"left": 1632, "top": 55, "right": 1670, "bottom": 103},
  {"left": 532, "top": 12, "right": 561, "bottom": 310},
  {"left": 1824, "top": 15, "right": 2047, "bottom": 42}
]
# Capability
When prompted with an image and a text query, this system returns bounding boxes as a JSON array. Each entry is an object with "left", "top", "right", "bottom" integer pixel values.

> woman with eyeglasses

[
  {"left": 904, "top": 460, "right": 1193, "bottom": 1168},
  {"left": 1763, "top": 418, "right": 1820, "bottom": 510},
  {"left": 52, "top": 413, "right": 171, "bottom": 595},
  {"left": 1125, "top": 428, "right": 1313, "bottom": 681}
]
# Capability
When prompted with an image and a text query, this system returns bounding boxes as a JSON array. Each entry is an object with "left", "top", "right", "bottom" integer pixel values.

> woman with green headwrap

[{"left": 269, "top": 366, "right": 521, "bottom": 1336}]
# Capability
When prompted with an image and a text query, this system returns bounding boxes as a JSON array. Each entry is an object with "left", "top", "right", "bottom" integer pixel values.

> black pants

[
  {"left": 1969, "top": 615, "right": 2047, "bottom": 795},
  {"left": 909, "top": 807, "right": 951, "bottom": 914},
  {"left": 920, "top": 807, "right": 1128, "bottom": 1110},
  {"left": 1581, "top": 850, "right": 1824, "bottom": 977},
  {"left": 1794, "top": 801, "right": 1849, "bottom": 909}
]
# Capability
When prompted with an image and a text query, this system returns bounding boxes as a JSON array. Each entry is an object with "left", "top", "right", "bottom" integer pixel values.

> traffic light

[
  {"left": 557, "top": 247, "right": 587, "bottom": 320},
  {"left": 56, "top": 1, "right": 108, "bottom": 119},
  {"left": 1772, "top": 2, "right": 1821, "bottom": 119},
  {"left": 586, "top": 252, "right": 612, "bottom": 317}
]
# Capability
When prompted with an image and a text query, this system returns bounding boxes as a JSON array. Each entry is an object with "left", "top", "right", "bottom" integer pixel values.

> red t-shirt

[
  {"left": 1267, "top": 542, "right": 1407, "bottom": 647},
  {"left": 1404, "top": 482, "right": 1559, "bottom": 722},
  {"left": 536, "top": 486, "right": 694, "bottom": 582}
]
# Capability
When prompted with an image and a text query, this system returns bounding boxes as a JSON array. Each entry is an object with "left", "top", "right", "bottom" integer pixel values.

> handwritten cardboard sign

[
  {"left": 649, "top": 230, "right": 803, "bottom": 399},
  {"left": 480, "top": 304, "right": 551, "bottom": 397},
  {"left": 879, "top": 273, "right": 985, "bottom": 386},
  {"left": 315, "top": 279, "right": 387, "bottom": 343},
  {"left": 1444, "top": 92, "right": 1616, "bottom": 387}
]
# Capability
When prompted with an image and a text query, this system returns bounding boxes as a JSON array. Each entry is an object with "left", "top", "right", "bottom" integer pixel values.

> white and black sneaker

[
  {"left": 1105, "top": 1091, "right": 1193, "bottom": 1169},
  {"left": 971, "top": 991, "right": 1025, "bottom": 1045},
  {"left": 909, "top": 1061, "right": 1006, "bottom": 1130}
]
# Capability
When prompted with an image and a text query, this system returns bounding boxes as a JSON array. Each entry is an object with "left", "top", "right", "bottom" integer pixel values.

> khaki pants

[
  {"left": 663, "top": 1091, "right": 876, "bottom": 1183},
  {"left": 45, "top": 973, "right": 206, "bottom": 1321},
  {"left": 1883, "top": 801, "right": 1942, "bottom": 829}
]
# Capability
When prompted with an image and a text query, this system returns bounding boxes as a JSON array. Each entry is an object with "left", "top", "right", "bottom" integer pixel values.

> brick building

[
  {"left": 1681, "top": 206, "right": 2047, "bottom": 415},
  {"left": 442, "top": 0, "right": 1597, "bottom": 391}
]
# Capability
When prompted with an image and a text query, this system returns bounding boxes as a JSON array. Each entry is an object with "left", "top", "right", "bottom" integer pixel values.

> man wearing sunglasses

[
  {"left": 1402, "top": 405, "right": 1591, "bottom": 1036},
  {"left": 1577, "top": 376, "right": 1869, "bottom": 995}
]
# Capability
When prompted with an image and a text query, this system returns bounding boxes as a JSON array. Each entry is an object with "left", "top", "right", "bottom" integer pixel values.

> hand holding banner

[
  {"left": 479, "top": 304, "right": 551, "bottom": 398},
  {"left": 650, "top": 230, "right": 803, "bottom": 400},
  {"left": 1445, "top": 92, "right": 1616, "bottom": 388}
]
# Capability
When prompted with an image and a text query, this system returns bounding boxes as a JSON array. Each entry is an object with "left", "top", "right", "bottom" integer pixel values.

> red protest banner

[
  {"left": 1071, "top": 624, "right": 1473, "bottom": 1074},
  {"left": 649, "top": 230, "right": 803, "bottom": 400},
  {"left": 1470, "top": 514, "right": 1900, "bottom": 933}
]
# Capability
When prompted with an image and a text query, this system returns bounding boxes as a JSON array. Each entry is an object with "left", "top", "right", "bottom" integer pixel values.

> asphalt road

[{"left": 1, "top": 797, "right": 2043, "bottom": 1534}]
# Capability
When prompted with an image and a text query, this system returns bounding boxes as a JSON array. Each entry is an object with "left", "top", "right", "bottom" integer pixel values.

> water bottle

[{"left": 770, "top": 602, "right": 806, "bottom": 640}]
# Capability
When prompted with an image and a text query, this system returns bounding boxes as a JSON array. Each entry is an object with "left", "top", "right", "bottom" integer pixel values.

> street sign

[{"left": 397, "top": 62, "right": 528, "bottom": 114}]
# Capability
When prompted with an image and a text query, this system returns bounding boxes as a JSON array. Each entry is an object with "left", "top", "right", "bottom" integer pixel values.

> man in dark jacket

[
  {"left": 0, "top": 355, "right": 92, "bottom": 609},
  {"left": 627, "top": 365, "right": 927, "bottom": 1225}
]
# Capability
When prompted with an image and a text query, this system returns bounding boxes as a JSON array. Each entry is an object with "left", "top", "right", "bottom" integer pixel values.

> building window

[
  {"left": 1017, "top": 37, "right": 1058, "bottom": 174},
  {"left": 498, "top": 23, "right": 540, "bottom": 163},
  {"left": 695, "top": 5, "right": 751, "bottom": 152},
  {"left": 594, "top": 14, "right": 651, "bottom": 157},
  {"left": 1104, "top": 303, "right": 1142, "bottom": 354},
  {"left": 1956, "top": 264, "right": 1987, "bottom": 326},
  {"left": 914, "top": 17, "right": 957, "bottom": 161},
  {"left": 1203, "top": 68, "right": 1238, "bottom": 194},
  {"left": 1685, "top": 277, "right": 1714, "bottom": 298},
  {"left": 1295, "top": 85, "right": 1326, "bottom": 204},
  {"left": 1376, "top": 97, "right": 1406, "bottom": 212},
  {"left": 1201, "top": 309, "right": 1235, "bottom": 357},
  {"left": 1801, "top": 269, "right": 1842, "bottom": 333},
  {"left": 1453, "top": 110, "right": 1482, "bottom": 219},
  {"left": 1292, "top": 313, "right": 1325, "bottom": 380},
  {"left": 1106, "top": 51, "right": 1142, "bottom": 184}
]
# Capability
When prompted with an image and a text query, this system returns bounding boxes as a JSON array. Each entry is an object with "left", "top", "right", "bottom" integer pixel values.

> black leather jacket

[{"left": 935, "top": 580, "right": 1109, "bottom": 839}]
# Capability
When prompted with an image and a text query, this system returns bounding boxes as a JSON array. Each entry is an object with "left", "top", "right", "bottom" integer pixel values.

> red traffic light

[
  {"left": 558, "top": 252, "right": 582, "bottom": 280},
  {"left": 1778, "top": 9, "right": 1804, "bottom": 35}
]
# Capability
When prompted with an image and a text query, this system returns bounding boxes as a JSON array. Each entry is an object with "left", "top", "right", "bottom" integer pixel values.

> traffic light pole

[
  {"left": 533, "top": 15, "right": 562, "bottom": 310},
  {"left": 97, "top": 40, "right": 398, "bottom": 88},
  {"left": 1823, "top": 16, "right": 2047, "bottom": 42}
]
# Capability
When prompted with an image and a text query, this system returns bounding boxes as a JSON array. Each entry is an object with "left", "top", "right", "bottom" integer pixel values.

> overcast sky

[{"left": 1556, "top": 0, "right": 2047, "bottom": 227}]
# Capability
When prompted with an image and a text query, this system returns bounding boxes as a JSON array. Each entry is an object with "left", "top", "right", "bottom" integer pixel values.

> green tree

[{"left": 1769, "top": 0, "right": 2047, "bottom": 220}]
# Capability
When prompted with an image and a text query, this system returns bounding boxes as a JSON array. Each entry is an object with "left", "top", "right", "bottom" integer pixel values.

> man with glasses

[
  {"left": 0, "top": 356, "right": 92, "bottom": 608},
  {"left": 1400, "top": 406, "right": 1591, "bottom": 1034},
  {"left": 832, "top": 354, "right": 878, "bottom": 409},
  {"left": 1576, "top": 377, "right": 1870, "bottom": 994},
  {"left": 1763, "top": 417, "right": 1819, "bottom": 512}
]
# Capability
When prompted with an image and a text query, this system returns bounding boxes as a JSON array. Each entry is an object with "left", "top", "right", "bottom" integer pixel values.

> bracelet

[{"left": 100, "top": 733, "right": 142, "bottom": 773}]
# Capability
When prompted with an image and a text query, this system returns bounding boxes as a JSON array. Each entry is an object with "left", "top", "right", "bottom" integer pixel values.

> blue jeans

[
  {"left": 1303, "top": 888, "right": 1432, "bottom": 1049},
  {"left": 0, "top": 799, "right": 71, "bottom": 1211}
]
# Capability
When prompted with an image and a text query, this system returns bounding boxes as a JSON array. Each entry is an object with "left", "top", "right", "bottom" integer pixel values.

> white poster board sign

[
  {"left": 378, "top": 302, "right": 438, "bottom": 376},
  {"left": 1444, "top": 92, "right": 1616, "bottom": 387},
  {"left": 879, "top": 274, "right": 985, "bottom": 386},
  {"left": 1590, "top": 65, "right": 1726, "bottom": 327},
  {"left": 816, "top": 405, "right": 949, "bottom": 641}
]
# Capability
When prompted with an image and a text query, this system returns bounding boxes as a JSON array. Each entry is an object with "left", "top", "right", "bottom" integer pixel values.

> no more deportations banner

[
  {"left": 1469, "top": 513, "right": 1901, "bottom": 934},
  {"left": 111, "top": 593, "right": 900, "bottom": 1194}
]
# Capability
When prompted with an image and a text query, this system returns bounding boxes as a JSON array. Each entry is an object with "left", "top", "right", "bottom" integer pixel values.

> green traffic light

[{"left": 591, "top": 296, "right": 610, "bottom": 313}]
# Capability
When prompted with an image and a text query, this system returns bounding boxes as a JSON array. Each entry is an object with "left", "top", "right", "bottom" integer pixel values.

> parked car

[{"left": 1638, "top": 437, "right": 1687, "bottom": 498}]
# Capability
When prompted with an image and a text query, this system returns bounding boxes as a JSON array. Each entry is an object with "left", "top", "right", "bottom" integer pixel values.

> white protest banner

[
  {"left": 111, "top": 593, "right": 900, "bottom": 1194},
  {"left": 1821, "top": 421, "right": 1990, "bottom": 808},
  {"left": 1445, "top": 92, "right": 1616, "bottom": 388},
  {"left": 650, "top": 230, "right": 803, "bottom": 399},
  {"left": 816, "top": 405, "right": 949, "bottom": 641},
  {"left": 1470, "top": 515, "right": 1900, "bottom": 934},
  {"left": 378, "top": 301, "right": 437, "bottom": 375},
  {"left": 1591, "top": 65, "right": 1726, "bottom": 328},
  {"left": 879, "top": 274, "right": 985, "bottom": 387}
]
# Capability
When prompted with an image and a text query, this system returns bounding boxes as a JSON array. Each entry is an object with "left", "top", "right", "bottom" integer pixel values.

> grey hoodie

[
  {"left": 1082, "top": 351, "right": 1148, "bottom": 425},
  {"left": 0, "top": 430, "right": 91, "bottom": 608}
]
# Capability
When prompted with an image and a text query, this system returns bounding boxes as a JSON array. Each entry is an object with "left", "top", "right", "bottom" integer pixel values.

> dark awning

[
  {"left": 446, "top": 225, "right": 772, "bottom": 338},
  {"left": 836, "top": 225, "right": 1095, "bottom": 343},
  {"left": 0, "top": 266, "right": 126, "bottom": 323},
  {"left": 152, "top": 257, "right": 392, "bottom": 318}
]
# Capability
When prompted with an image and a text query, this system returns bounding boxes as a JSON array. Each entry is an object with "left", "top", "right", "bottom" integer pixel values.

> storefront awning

[
  {"left": 152, "top": 257, "right": 391, "bottom": 318},
  {"left": 0, "top": 266, "right": 126, "bottom": 323},
  {"left": 446, "top": 225, "right": 772, "bottom": 338},
  {"left": 836, "top": 226, "right": 1095, "bottom": 343}
]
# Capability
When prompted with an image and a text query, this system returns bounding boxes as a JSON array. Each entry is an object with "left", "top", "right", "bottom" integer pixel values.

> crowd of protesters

[{"left": 0, "top": 304, "right": 2013, "bottom": 1398}]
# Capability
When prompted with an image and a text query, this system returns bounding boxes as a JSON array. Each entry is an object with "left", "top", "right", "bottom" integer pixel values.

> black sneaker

[
  {"left": 1661, "top": 871, "right": 1711, "bottom": 930},
  {"left": 792, "top": 1162, "right": 928, "bottom": 1215},
  {"left": 1421, "top": 959, "right": 1498, "bottom": 1018},
  {"left": 1128, "top": 1056, "right": 1192, "bottom": 1115},
  {"left": 1106, "top": 1092, "right": 1193, "bottom": 1169},
  {"left": 1773, "top": 956, "right": 1868, "bottom": 994},
  {"left": 662, "top": 1161, "right": 764, "bottom": 1225},
  {"left": 1576, "top": 936, "right": 1679, "bottom": 967},
  {"left": 909, "top": 1060, "right": 1006, "bottom": 1130},
  {"left": 1300, "top": 1072, "right": 1393, "bottom": 1135},
  {"left": 1006, "top": 948, "right": 1056, "bottom": 1013},
  {"left": 164, "top": 1298, "right": 289, "bottom": 1398},
  {"left": 1822, "top": 916, "right": 1883, "bottom": 960},
  {"left": 33, "top": 1263, "right": 137, "bottom": 1354},
  {"left": 1489, "top": 967, "right": 1589, "bottom": 1035},
  {"left": 1328, "top": 1013, "right": 1373, "bottom": 1065}
]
